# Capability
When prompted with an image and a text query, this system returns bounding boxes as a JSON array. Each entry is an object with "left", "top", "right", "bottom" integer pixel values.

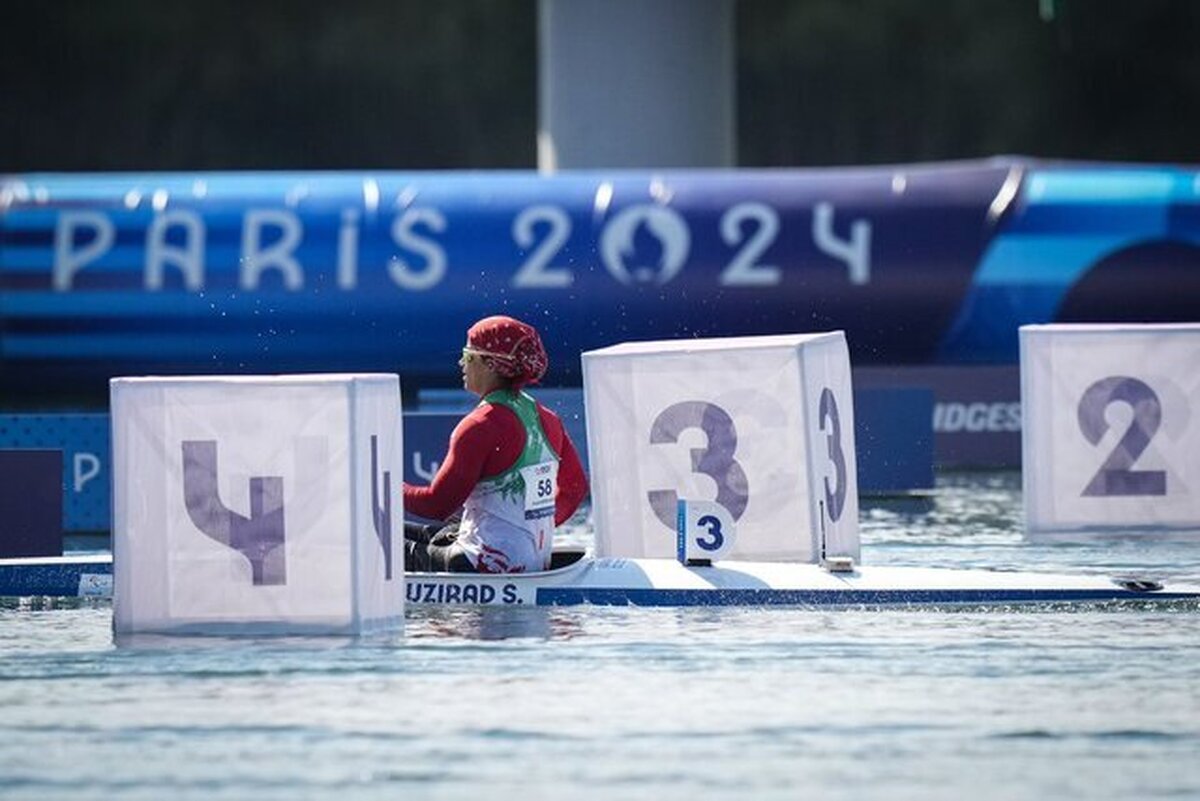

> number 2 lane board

[{"left": 1021, "top": 324, "right": 1200, "bottom": 532}]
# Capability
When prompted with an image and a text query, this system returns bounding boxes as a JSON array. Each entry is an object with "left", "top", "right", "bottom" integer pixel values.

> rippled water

[{"left": 3, "top": 472, "right": 1199, "bottom": 801}]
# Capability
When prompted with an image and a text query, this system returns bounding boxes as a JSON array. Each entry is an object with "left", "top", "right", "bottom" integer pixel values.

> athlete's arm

[
  {"left": 537, "top": 405, "right": 589, "bottom": 525},
  {"left": 403, "top": 406, "right": 519, "bottom": 521},
  {"left": 553, "top": 431, "right": 588, "bottom": 525}
]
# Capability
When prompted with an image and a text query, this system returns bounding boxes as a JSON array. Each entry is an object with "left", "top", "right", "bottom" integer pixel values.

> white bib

[{"left": 521, "top": 461, "right": 558, "bottom": 520}]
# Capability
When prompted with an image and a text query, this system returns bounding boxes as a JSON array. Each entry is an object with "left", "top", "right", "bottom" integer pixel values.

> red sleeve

[
  {"left": 538, "top": 404, "right": 589, "bottom": 526},
  {"left": 403, "top": 405, "right": 520, "bottom": 521}
]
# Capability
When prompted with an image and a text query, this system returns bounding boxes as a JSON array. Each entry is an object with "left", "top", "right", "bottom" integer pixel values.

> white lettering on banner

[
  {"left": 48, "top": 200, "right": 877, "bottom": 293},
  {"left": 412, "top": 452, "right": 440, "bottom": 484},
  {"left": 934, "top": 402, "right": 1022, "bottom": 433},
  {"left": 241, "top": 209, "right": 304, "bottom": 290},
  {"left": 813, "top": 202, "right": 871, "bottom": 285},
  {"left": 337, "top": 208, "right": 360, "bottom": 289},
  {"left": 512, "top": 205, "right": 573, "bottom": 288},
  {"left": 73, "top": 452, "right": 101, "bottom": 492},
  {"left": 54, "top": 211, "right": 115, "bottom": 290},
  {"left": 388, "top": 208, "right": 448, "bottom": 290},
  {"left": 719, "top": 202, "right": 781, "bottom": 286},
  {"left": 146, "top": 210, "right": 205, "bottom": 290},
  {"left": 600, "top": 204, "right": 690, "bottom": 285}
]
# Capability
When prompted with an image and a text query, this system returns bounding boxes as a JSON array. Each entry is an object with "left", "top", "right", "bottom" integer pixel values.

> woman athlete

[{"left": 402, "top": 315, "right": 588, "bottom": 573}]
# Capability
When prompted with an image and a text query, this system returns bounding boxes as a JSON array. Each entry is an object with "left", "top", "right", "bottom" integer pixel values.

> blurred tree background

[{"left": 2, "top": 0, "right": 1198, "bottom": 172}]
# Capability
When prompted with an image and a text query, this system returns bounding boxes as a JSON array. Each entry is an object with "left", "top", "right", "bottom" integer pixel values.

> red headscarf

[{"left": 466, "top": 315, "right": 549, "bottom": 390}]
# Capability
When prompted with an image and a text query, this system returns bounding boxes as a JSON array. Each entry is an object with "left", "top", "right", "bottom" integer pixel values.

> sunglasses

[{"left": 460, "top": 346, "right": 512, "bottom": 364}]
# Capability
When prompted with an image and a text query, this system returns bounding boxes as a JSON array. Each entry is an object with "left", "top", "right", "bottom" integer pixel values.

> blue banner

[
  {"left": 0, "top": 414, "right": 109, "bottom": 531},
  {"left": 3, "top": 159, "right": 1198, "bottom": 397}
]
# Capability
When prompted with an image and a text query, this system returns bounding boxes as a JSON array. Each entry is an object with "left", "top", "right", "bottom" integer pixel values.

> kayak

[{"left": 3, "top": 550, "right": 1198, "bottom": 606}]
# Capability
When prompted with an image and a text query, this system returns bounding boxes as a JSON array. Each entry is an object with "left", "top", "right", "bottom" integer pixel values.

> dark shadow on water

[
  {"left": 1025, "top": 527, "right": 1200, "bottom": 545},
  {"left": 861, "top": 494, "right": 936, "bottom": 516},
  {"left": 411, "top": 605, "right": 582, "bottom": 641},
  {"left": 112, "top": 628, "right": 403, "bottom": 652}
]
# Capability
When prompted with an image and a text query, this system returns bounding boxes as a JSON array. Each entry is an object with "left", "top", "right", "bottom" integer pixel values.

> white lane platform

[{"left": 3, "top": 552, "right": 1198, "bottom": 607}]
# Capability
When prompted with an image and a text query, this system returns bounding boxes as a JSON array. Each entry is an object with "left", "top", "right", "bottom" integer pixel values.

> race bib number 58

[{"left": 521, "top": 462, "right": 558, "bottom": 520}]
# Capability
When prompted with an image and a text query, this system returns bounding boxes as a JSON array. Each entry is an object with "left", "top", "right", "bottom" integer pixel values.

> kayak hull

[{"left": 3, "top": 552, "right": 1198, "bottom": 606}]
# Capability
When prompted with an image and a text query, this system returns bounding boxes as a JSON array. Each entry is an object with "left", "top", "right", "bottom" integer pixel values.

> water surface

[{"left": 2, "top": 472, "right": 1199, "bottom": 801}]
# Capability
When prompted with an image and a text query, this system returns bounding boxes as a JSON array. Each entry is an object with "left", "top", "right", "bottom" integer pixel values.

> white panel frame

[
  {"left": 583, "top": 333, "right": 861, "bottom": 562},
  {"left": 111, "top": 373, "right": 403, "bottom": 635},
  {"left": 1021, "top": 323, "right": 1200, "bottom": 534}
]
